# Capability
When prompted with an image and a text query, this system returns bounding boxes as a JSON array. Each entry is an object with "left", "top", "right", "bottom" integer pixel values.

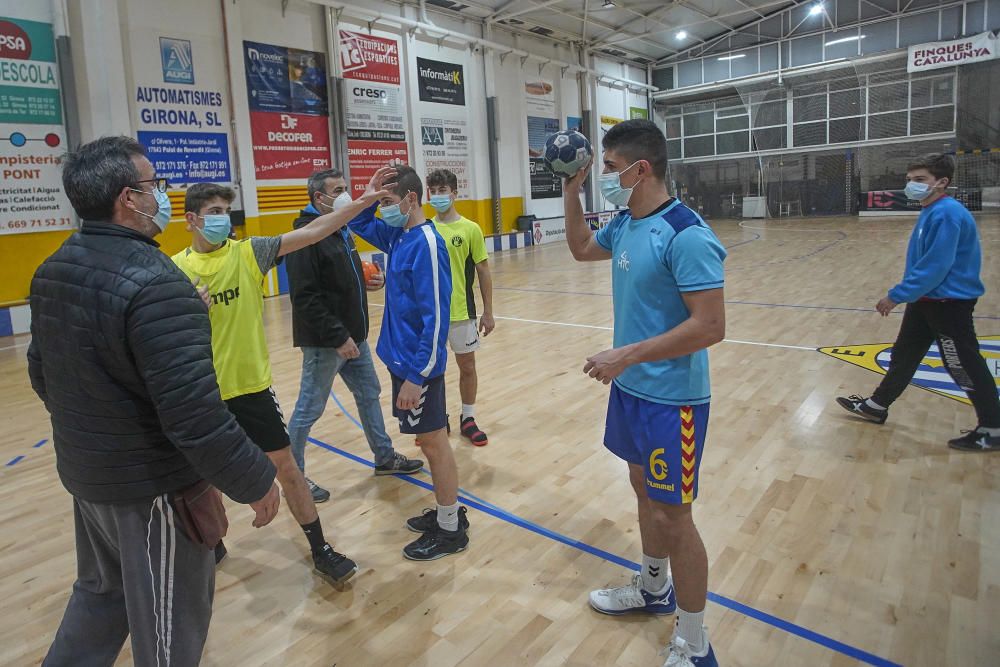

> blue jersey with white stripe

[
  {"left": 594, "top": 199, "right": 727, "bottom": 406},
  {"left": 348, "top": 205, "right": 451, "bottom": 385}
]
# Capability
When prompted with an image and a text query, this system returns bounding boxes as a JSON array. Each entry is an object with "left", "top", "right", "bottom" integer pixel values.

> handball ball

[{"left": 543, "top": 130, "right": 593, "bottom": 178}]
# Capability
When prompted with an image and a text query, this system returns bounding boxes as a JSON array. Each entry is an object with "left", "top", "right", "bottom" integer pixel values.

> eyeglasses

[{"left": 134, "top": 177, "right": 169, "bottom": 193}]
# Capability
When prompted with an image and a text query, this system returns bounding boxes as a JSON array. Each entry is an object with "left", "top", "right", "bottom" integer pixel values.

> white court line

[
  {"left": 0, "top": 340, "right": 30, "bottom": 352},
  {"left": 369, "top": 303, "right": 816, "bottom": 351}
]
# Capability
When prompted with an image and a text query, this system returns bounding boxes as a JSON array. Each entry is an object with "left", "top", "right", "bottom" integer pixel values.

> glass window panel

[
  {"left": 653, "top": 67, "right": 674, "bottom": 90},
  {"left": 869, "top": 83, "right": 907, "bottom": 113},
  {"left": 899, "top": 13, "right": 940, "bottom": 48},
  {"left": 731, "top": 50, "right": 759, "bottom": 78},
  {"left": 793, "top": 121, "right": 827, "bottom": 146},
  {"left": 861, "top": 19, "right": 898, "bottom": 55},
  {"left": 667, "top": 139, "right": 682, "bottom": 160},
  {"left": 703, "top": 56, "right": 730, "bottom": 83},
  {"left": 794, "top": 82, "right": 828, "bottom": 97},
  {"left": 716, "top": 104, "right": 747, "bottom": 116},
  {"left": 717, "top": 115, "right": 750, "bottom": 132},
  {"left": 666, "top": 117, "right": 682, "bottom": 139},
  {"left": 966, "top": 1, "right": 985, "bottom": 33},
  {"left": 932, "top": 77, "right": 954, "bottom": 106},
  {"left": 829, "top": 77, "right": 862, "bottom": 92},
  {"left": 794, "top": 95, "right": 827, "bottom": 122},
  {"left": 869, "top": 111, "right": 908, "bottom": 139},
  {"left": 760, "top": 44, "right": 779, "bottom": 72},
  {"left": 716, "top": 132, "right": 750, "bottom": 155},
  {"left": 830, "top": 117, "right": 864, "bottom": 143},
  {"left": 684, "top": 135, "right": 714, "bottom": 158},
  {"left": 753, "top": 100, "right": 787, "bottom": 127},
  {"left": 910, "top": 79, "right": 932, "bottom": 108},
  {"left": 868, "top": 70, "right": 906, "bottom": 85},
  {"left": 752, "top": 127, "right": 787, "bottom": 150},
  {"left": 911, "top": 106, "right": 954, "bottom": 135},
  {"left": 837, "top": 0, "right": 859, "bottom": 24},
  {"left": 683, "top": 110, "right": 714, "bottom": 136},
  {"left": 829, "top": 89, "right": 863, "bottom": 118},
  {"left": 825, "top": 32, "right": 862, "bottom": 60},
  {"left": 678, "top": 60, "right": 703, "bottom": 87},
  {"left": 791, "top": 35, "right": 823, "bottom": 67},
  {"left": 940, "top": 7, "right": 962, "bottom": 40}
]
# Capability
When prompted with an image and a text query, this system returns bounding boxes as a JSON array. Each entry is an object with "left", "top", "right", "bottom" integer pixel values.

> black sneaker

[
  {"left": 948, "top": 428, "right": 1000, "bottom": 452},
  {"left": 406, "top": 506, "right": 470, "bottom": 533},
  {"left": 306, "top": 478, "right": 330, "bottom": 503},
  {"left": 374, "top": 452, "right": 424, "bottom": 476},
  {"left": 835, "top": 395, "right": 888, "bottom": 424},
  {"left": 403, "top": 525, "right": 469, "bottom": 561},
  {"left": 214, "top": 541, "right": 228, "bottom": 565},
  {"left": 312, "top": 544, "right": 357, "bottom": 584}
]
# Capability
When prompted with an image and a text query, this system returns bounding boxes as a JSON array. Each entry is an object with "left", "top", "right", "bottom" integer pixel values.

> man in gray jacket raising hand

[{"left": 28, "top": 136, "right": 280, "bottom": 667}]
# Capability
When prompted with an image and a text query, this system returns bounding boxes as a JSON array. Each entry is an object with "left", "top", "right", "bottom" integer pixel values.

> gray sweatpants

[{"left": 43, "top": 494, "right": 215, "bottom": 667}]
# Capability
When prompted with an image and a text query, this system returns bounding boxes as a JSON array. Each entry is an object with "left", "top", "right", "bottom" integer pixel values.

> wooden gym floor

[{"left": 1, "top": 214, "right": 998, "bottom": 667}]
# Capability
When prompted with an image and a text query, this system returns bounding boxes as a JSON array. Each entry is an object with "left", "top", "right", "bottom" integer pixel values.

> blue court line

[
  {"left": 33, "top": 438, "right": 47, "bottom": 448},
  {"left": 306, "top": 434, "right": 900, "bottom": 667},
  {"left": 6, "top": 455, "right": 24, "bottom": 467}
]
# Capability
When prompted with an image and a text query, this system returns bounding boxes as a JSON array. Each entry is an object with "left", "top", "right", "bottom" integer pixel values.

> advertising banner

[
  {"left": 527, "top": 115, "right": 561, "bottom": 200},
  {"left": 0, "top": 16, "right": 74, "bottom": 235},
  {"left": 420, "top": 116, "right": 470, "bottom": 192},
  {"left": 907, "top": 31, "right": 999, "bottom": 73},
  {"left": 339, "top": 30, "right": 401, "bottom": 85},
  {"left": 417, "top": 57, "right": 465, "bottom": 106},
  {"left": 858, "top": 189, "right": 982, "bottom": 212},
  {"left": 249, "top": 111, "right": 331, "bottom": 180}
]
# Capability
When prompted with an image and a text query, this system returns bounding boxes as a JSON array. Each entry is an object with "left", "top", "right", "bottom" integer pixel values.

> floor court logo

[{"left": 818, "top": 335, "right": 1000, "bottom": 405}]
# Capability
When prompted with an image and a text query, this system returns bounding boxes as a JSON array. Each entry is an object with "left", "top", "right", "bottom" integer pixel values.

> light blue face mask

[
  {"left": 904, "top": 180, "right": 934, "bottom": 201},
  {"left": 379, "top": 197, "right": 411, "bottom": 228},
  {"left": 598, "top": 161, "right": 640, "bottom": 207},
  {"left": 132, "top": 187, "right": 172, "bottom": 231},
  {"left": 197, "top": 214, "right": 232, "bottom": 245},
  {"left": 429, "top": 194, "right": 453, "bottom": 214}
]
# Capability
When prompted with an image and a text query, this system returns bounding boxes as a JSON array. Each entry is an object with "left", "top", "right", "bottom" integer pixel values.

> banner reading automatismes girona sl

[{"left": 907, "top": 31, "right": 999, "bottom": 73}]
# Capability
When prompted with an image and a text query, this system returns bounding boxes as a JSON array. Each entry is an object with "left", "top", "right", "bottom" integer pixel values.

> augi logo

[
  {"left": 160, "top": 37, "right": 194, "bottom": 85},
  {"left": 0, "top": 20, "right": 31, "bottom": 59}
]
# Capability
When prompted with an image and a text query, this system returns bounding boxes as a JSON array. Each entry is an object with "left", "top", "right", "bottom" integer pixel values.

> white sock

[
  {"left": 641, "top": 554, "right": 669, "bottom": 593},
  {"left": 675, "top": 608, "right": 707, "bottom": 654},
  {"left": 437, "top": 502, "right": 459, "bottom": 532},
  {"left": 865, "top": 398, "right": 886, "bottom": 411},
  {"left": 461, "top": 403, "right": 475, "bottom": 420}
]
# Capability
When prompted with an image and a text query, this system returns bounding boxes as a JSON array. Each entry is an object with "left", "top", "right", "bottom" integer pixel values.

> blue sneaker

[
  {"left": 661, "top": 634, "right": 718, "bottom": 667},
  {"left": 588, "top": 574, "right": 676, "bottom": 615}
]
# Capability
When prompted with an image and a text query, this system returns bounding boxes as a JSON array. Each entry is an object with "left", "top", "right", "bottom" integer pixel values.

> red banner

[
  {"left": 249, "top": 111, "right": 330, "bottom": 180},
  {"left": 346, "top": 140, "right": 409, "bottom": 198},
  {"left": 338, "top": 30, "right": 401, "bottom": 85}
]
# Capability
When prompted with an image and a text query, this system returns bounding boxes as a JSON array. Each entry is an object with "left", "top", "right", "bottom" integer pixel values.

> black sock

[{"left": 301, "top": 519, "right": 327, "bottom": 553}]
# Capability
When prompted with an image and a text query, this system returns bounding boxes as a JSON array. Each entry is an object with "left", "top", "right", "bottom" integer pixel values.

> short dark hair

[
  {"left": 307, "top": 168, "right": 344, "bottom": 201},
  {"left": 907, "top": 153, "right": 955, "bottom": 182},
  {"left": 184, "top": 183, "right": 235, "bottom": 213},
  {"left": 391, "top": 165, "right": 423, "bottom": 205},
  {"left": 61, "top": 136, "right": 147, "bottom": 221},
  {"left": 602, "top": 119, "right": 668, "bottom": 181},
  {"left": 426, "top": 169, "right": 458, "bottom": 191}
]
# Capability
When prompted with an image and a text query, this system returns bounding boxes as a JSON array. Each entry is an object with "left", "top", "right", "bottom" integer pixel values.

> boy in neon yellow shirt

[
  {"left": 427, "top": 169, "right": 495, "bottom": 446},
  {"left": 172, "top": 168, "right": 394, "bottom": 586}
]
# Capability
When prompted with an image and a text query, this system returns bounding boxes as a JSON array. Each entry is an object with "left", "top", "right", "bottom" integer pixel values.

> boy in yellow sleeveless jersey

[
  {"left": 172, "top": 168, "right": 395, "bottom": 586},
  {"left": 427, "top": 169, "right": 495, "bottom": 446}
]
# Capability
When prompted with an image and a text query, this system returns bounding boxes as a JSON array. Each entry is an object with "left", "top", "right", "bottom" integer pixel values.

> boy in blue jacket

[
  {"left": 349, "top": 165, "right": 471, "bottom": 559},
  {"left": 837, "top": 153, "right": 999, "bottom": 452}
]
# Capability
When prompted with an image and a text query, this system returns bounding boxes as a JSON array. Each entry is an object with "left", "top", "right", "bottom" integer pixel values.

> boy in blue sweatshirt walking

[
  {"left": 837, "top": 153, "right": 1000, "bottom": 452},
  {"left": 348, "top": 165, "right": 470, "bottom": 559}
]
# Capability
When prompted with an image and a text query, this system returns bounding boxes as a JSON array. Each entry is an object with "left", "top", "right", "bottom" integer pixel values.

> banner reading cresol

[
  {"left": 0, "top": 16, "right": 74, "bottom": 235},
  {"left": 907, "top": 31, "right": 999, "bottom": 73}
]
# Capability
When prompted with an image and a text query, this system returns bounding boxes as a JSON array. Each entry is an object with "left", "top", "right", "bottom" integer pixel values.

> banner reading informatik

[{"left": 0, "top": 16, "right": 74, "bottom": 235}]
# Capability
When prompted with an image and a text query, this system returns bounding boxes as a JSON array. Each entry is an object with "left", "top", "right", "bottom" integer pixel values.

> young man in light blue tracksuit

[
  {"left": 837, "top": 152, "right": 1000, "bottom": 451},
  {"left": 348, "top": 164, "right": 471, "bottom": 560}
]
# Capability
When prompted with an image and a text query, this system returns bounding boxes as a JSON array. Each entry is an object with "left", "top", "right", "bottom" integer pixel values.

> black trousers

[{"left": 872, "top": 299, "right": 1000, "bottom": 428}]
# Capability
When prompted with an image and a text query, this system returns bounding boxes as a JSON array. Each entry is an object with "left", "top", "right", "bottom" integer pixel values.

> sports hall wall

[
  {"left": 649, "top": 0, "right": 1000, "bottom": 220},
  {"left": 0, "top": 0, "right": 651, "bottom": 306}
]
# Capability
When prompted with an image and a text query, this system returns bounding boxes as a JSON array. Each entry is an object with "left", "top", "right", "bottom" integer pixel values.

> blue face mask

[
  {"left": 197, "top": 214, "right": 232, "bottom": 245},
  {"left": 429, "top": 194, "right": 453, "bottom": 214},
  {"left": 904, "top": 180, "right": 933, "bottom": 201},
  {"left": 598, "top": 161, "right": 639, "bottom": 207},
  {"left": 379, "top": 198, "right": 411, "bottom": 228},
  {"left": 132, "top": 187, "right": 172, "bottom": 231}
]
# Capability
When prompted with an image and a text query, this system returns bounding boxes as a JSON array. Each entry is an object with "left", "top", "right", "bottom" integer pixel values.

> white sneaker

[
  {"left": 660, "top": 632, "right": 718, "bottom": 667},
  {"left": 588, "top": 574, "right": 676, "bottom": 615}
]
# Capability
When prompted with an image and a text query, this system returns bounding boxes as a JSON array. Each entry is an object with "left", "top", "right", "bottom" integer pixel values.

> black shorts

[
  {"left": 225, "top": 387, "right": 290, "bottom": 452},
  {"left": 391, "top": 373, "right": 447, "bottom": 435}
]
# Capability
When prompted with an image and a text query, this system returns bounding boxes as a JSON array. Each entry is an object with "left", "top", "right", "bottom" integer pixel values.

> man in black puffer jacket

[
  {"left": 285, "top": 169, "right": 422, "bottom": 503},
  {"left": 28, "top": 136, "right": 280, "bottom": 667}
]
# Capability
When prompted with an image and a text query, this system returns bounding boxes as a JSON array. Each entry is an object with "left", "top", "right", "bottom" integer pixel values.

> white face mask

[
  {"left": 598, "top": 161, "right": 640, "bottom": 207},
  {"left": 332, "top": 191, "right": 353, "bottom": 211}
]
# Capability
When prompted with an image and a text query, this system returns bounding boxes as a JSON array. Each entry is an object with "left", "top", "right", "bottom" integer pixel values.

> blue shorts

[{"left": 604, "top": 384, "right": 710, "bottom": 505}]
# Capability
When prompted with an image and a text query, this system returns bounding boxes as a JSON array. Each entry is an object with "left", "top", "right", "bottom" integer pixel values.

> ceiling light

[
  {"left": 825, "top": 34, "right": 865, "bottom": 46},
  {"left": 676, "top": 30, "right": 688, "bottom": 40},
  {"left": 809, "top": 3, "right": 824, "bottom": 16},
  {"left": 717, "top": 54, "right": 746, "bottom": 61}
]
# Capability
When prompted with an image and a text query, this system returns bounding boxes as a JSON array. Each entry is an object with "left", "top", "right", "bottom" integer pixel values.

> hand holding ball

[
  {"left": 363, "top": 261, "right": 384, "bottom": 291},
  {"left": 543, "top": 130, "right": 593, "bottom": 178}
]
